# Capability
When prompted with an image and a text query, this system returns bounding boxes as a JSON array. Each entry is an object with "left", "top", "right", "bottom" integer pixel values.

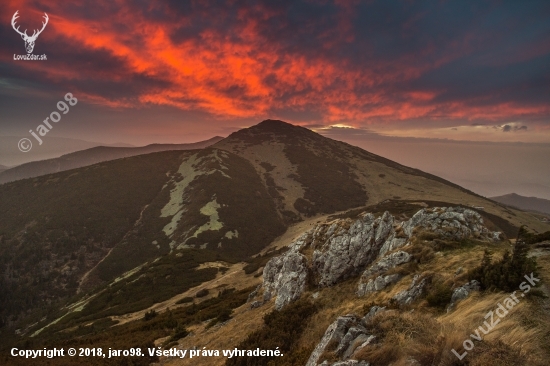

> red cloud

[{"left": 4, "top": 0, "right": 549, "bottom": 130}]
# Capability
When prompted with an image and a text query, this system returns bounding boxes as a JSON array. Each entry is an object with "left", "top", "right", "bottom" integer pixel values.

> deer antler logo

[{"left": 11, "top": 11, "right": 49, "bottom": 54}]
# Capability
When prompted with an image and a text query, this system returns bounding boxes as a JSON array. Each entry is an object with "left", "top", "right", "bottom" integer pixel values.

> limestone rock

[
  {"left": 402, "top": 207, "right": 500, "bottom": 242},
  {"left": 247, "top": 284, "right": 262, "bottom": 302},
  {"left": 262, "top": 250, "right": 308, "bottom": 310},
  {"left": 392, "top": 275, "right": 427, "bottom": 305},
  {"left": 312, "top": 212, "right": 399, "bottom": 287},
  {"left": 335, "top": 326, "right": 369, "bottom": 356},
  {"left": 249, "top": 301, "right": 262, "bottom": 309},
  {"left": 361, "top": 251, "right": 412, "bottom": 278},
  {"left": 358, "top": 274, "right": 401, "bottom": 296},
  {"left": 305, "top": 315, "right": 358, "bottom": 366},
  {"left": 344, "top": 334, "right": 374, "bottom": 360},
  {"left": 447, "top": 280, "right": 480, "bottom": 311},
  {"left": 357, "top": 251, "right": 411, "bottom": 296},
  {"left": 260, "top": 206, "right": 499, "bottom": 310},
  {"left": 330, "top": 361, "right": 370, "bottom": 366},
  {"left": 361, "top": 305, "right": 386, "bottom": 325}
]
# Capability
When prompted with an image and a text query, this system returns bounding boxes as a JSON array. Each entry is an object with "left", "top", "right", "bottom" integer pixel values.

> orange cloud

[{"left": 4, "top": 0, "right": 549, "bottom": 133}]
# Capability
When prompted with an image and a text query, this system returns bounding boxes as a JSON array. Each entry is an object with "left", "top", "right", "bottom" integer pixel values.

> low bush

[
  {"left": 468, "top": 238, "right": 537, "bottom": 292},
  {"left": 143, "top": 309, "right": 157, "bottom": 321},
  {"left": 426, "top": 282, "right": 453, "bottom": 309},
  {"left": 175, "top": 297, "right": 193, "bottom": 304},
  {"left": 226, "top": 299, "right": 318, "bottom": 366},
  {"left": 196, "top": 289, "right": 209, "bottom": 298},
  {"left": 168, "top": 324, "right": 189, "bottom": 342}
]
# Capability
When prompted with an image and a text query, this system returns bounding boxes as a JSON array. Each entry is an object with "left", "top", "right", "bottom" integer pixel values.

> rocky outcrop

[
  {"left": 358, "top": 274, "right": 401, "bottom": 296},
  {"left": 392, "top": 274, "right": 428, "bottom": 305},
  {"left": 247, "top": 284, "right": 262, "bottom": 302},
  {"left": 320, "top": 359, "right": 371, "bottom": 366},
  {"left": 402, "top": 207, "right": 499, "bottom": 242},
  {"left": 447, "top": 280, "right": 480, "bottom": 311},
  {"left": 258, "top": 206, "right": 501, "bottom": 310},
  {"left": 307, "top": 307, "right": 385, "bottom": 366},
  {"left": 249, "top": 300, "right": 262, "bottom": 309},
  {"left": 306, "top": 315, "right": 359, "bottom": 366},
  {"left": 357, "top": 251, "right": 412, "bottom": 296},
  {"left": 262, "top": 250, "right": 308, "bottom": 310},
  {"left": 320, "top": 361, "right": 370, "bottom": 366},
  {"left": 312, "top": 212, "right": 404, "bottom": 287},
  {"left": 361, "top": 305, "right": 386, "bottom": 324}
]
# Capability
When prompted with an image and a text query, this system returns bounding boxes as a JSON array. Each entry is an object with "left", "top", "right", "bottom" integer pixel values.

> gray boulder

[
  {"left": 247, "top": 284, "right": 262, "bottom": 302},
  {"left": 335, "top": 326, "right": 369, "bottom": 356},
  {"left": 361, "top": 306, "right": 386, "bottom": 325},
  {"left": 401, "top": 207, "right": 500, "bottom": 242},
  {"left": 392, "top": 275, "right": 427, "bottom": 305},
  {"left": 249, "top": 301, "right": 262, "bottom": 309},
  {"left": 329, "top": 361, "right": 370, "bottom": 366},
  {"left": 447, "top": 280, "right": 480, "bottom": 311},
  {"left": 361, "top": 251, "right": 412, "bottom": 278},
  {"left": 262, "top": 250, "right": 308, "bottom": 310},
  {"left": 312, "top": 212, "right": 397, "bottom": 287},
  {"left": 357, "top": 251, "right": 411, "bottom": 296},
  {"left": 306, "top": 315, "right": 358, "bottom": 366},
  {"left": 358, "top": 274, "right": 401, "bottom": 296}
]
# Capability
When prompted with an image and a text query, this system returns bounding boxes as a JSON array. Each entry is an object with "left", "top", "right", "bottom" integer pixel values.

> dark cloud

[{"left": 500, "top": 124, "right": 528, "bottom": 132}]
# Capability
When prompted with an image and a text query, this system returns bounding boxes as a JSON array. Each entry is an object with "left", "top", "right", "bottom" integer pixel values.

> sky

[{"left": 0, "top": 0, "right": 549, "bottom": 197}]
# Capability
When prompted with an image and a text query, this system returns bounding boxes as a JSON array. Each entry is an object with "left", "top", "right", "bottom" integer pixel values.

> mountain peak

[
  {"left": 251, "top": 119, "right": 311, "bottom": 134},
  {"left": 218, "top": 120, "right": 318, "bottom": 147},
  {"left": 256, "top": 119, "right": 295, "bottom": 129}
]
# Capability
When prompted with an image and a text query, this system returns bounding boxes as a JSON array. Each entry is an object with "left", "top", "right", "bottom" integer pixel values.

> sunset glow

[{"left": 1, "top": 0, "right": 549, "bottom": 143}]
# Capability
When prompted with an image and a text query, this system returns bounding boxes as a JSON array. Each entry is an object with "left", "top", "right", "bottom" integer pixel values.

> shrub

[
  {"left": 196, "top": 289, "right": 209, "bottom": 298},
  {"left": 468, "top": 237, "right": 537, "bottom": 292},
  {"left": 226, "top": 299, "right": 318, "bottom": 366},
  {"left": 143, "top": 309, "right": 157, "bottom": 321},
  {"left": 175, "top": 297, "right": 194, "bottom": 304},
  {"left": 169, "top": 324, "right": 189, "bottom": 342},
  {"left": 426, "top": 282, "right": 453, "bottom": 309},
  {"left": 520, "top": 227, "right": 550, "bottom": 244}
]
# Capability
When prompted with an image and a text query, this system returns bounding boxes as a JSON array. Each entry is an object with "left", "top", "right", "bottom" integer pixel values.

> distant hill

[
  {"left": 0, "top": 136, "right": 132, "bottom": 167},
  {"left": 0, "top": 136, "right": 223, "bottom": 184},
  {"left": 0, "top": 165, "right": 8, "bottom": 173},
  {"left": 491, "top": 193, "right": 550, "bottom": 215}
]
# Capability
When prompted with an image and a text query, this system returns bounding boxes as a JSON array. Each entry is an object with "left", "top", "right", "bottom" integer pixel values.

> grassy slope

[
  {"left": 0, "top": 146, "right": 286, "bottom": 334},
  {"left": 215, "top": 120, "right": 549, "bottom": 234},
  {"left": 0, "top": 151, "right": 184, "bottom": 326}
]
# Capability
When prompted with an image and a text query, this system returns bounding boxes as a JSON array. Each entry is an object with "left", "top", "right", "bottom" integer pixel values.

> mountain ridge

[
  {"left": 0, "top": 136, "right": 223, "bottom": 184},
  {"left": 491, "top": 193, "right": 550, "bottom": 215}
]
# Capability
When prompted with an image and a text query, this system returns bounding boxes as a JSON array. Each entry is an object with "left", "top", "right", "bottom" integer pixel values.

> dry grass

[
  {"left": 159, "top": 301, "right": 275, "bottom": 366},
  {"left": 297, "top": 242, "right": 550, "bottom": 366},
  {"left": 152, "top": 206, "right": 549, "bottom": 366},
  {"left": 214, "top": 140, "right": 306, "bottom": 216}
]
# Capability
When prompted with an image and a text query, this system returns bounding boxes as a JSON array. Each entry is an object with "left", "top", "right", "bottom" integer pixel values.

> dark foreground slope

[{"left": 0, "top": 147, "right": 283, "bottom": 329}]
